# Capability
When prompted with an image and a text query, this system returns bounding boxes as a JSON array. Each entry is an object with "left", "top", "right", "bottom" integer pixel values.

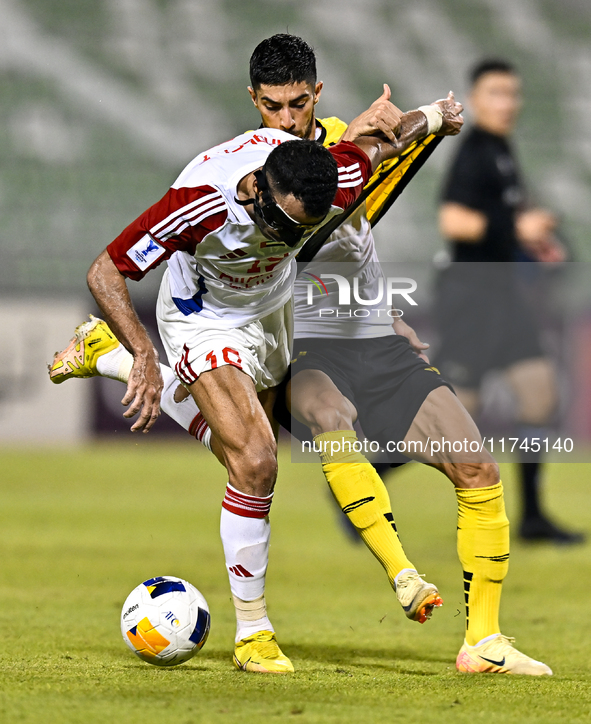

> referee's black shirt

[{"left": 441, "top": 126, "right": 525, "bottom": 262}]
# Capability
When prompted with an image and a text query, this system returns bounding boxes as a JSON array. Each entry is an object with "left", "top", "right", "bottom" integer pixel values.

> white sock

[
  {"left": 159, "top": 367, "right": 212, "bottom": 450},
  {"left": 95, "top": 345, "right": 213, "bottom": 451},
  {"left": 220, "top": 483, "right": 274, "bottom": 642},
  {"left": 95, "top": 344, "right": 133, "bottom": 383}
]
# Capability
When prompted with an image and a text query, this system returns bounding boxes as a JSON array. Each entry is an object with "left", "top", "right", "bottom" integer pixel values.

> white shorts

[{"left": 157, "top": 270, "right": 293, "bottom": 392}]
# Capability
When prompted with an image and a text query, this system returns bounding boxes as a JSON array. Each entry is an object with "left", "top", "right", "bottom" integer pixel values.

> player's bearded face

[{"left": 249, "top": 81, "right": 323, "bottom": 140}]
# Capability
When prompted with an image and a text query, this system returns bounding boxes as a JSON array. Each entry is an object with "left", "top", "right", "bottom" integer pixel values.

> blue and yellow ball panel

[
  {"left": 143, "top": 577, "right": 165, "bottom": 587},
  {"left": 126, "top": 617, "right": 170, "bottom": 658},
  {"left": 143, "top": 577, "right": 186, "bottom": 598},
  {"left": 189, "top": 607, "right": 210, "bottom": 649}
]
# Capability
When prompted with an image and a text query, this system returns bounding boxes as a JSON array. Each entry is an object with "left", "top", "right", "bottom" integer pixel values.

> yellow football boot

[
  {"left": 456, "top": 634, "right": 552, "bottom": 675},
  {"left": 49, "top": 315, "right": 119, "bottom": 383},
  {"left": 233, "top": 631, "right": 294, "bottom": 674},
  {"left": 395, "top": 571, "right": 443, "bottom": 623}
]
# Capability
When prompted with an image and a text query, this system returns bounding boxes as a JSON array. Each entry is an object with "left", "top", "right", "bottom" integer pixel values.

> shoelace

[
  {"left": 75, "top": 318, "right": 99, "bottom": 342},
  {"left": 244, "top": 633, "right": 279, "bottom": 658},
  {"left": 256, "top": 641, "right": 280, "bottom": 658}
]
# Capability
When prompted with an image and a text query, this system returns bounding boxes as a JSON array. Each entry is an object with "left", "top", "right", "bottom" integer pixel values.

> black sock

[
  {"left": 517, "top": 426, "right": 546, "bottom": 522},
  {"left": 519, "top": 461, "right": 543, "bottom": 521}
]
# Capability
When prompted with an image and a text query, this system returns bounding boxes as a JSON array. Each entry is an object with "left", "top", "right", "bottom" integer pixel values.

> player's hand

[
  {"left": 520, "top": 235, "right": 567, "bottom": 263},
  {"left": 516, "top": 208, "right": 557, "bottom": 244},
  {"left": 433, "top": 91, "right": 464, "bottom": 136},
  {"left": 516, "top": 209, "right": 566, "bottom": 263},
  {"left": 122, "top": 351, "right": 163, "bottom": 433},
  {"left": 392, "top": 317, "right": 430, "bottom": 363},
  {"left": 341, "top": 84, "right": 403, "bottom": 143},
  {"left": 325, "top": 228, "right": 367, "bottom": 262}
]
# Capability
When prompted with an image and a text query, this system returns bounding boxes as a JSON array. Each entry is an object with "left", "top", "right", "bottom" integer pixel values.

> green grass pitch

[{"left": 0, "top": 441, "right": 589, "bottom": 723}]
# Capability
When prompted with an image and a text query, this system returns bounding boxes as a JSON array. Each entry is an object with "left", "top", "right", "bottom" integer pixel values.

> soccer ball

[{"left": 120, "top": 576, "right": 210, "bottom": 666}]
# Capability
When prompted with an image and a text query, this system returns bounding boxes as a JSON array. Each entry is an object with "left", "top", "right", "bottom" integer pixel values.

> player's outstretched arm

[
  {"left": 87, "top": 250, "right": 163, "bottom": 433},
  {"left": 353, "top": 91, "right": 464, "bottom": 172}
]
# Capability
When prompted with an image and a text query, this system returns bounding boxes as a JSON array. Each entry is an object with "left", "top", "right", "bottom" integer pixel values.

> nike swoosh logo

[
  {"left": 234, "top": 655, "right": 251, "bottom": 671},
  {"left": 87, "top": 340, "right": 102, "bottom": 348},
  {"left": 480, "top": 655, "right": 505, "bottom": 667}
]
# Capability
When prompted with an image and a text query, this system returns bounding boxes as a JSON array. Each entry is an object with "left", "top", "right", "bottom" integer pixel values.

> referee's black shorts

[
  {"left": 433, "top": 263, "right": 544, "bottom": 389},
  {"left": 273, "top": 335, "right": 452, "bottom": 458}
]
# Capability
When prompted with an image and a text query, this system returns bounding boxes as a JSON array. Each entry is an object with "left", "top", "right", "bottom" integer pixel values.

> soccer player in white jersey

[
  {"left": 50, "top": 36, "right": 551, "bottom": 675},
  {"left": 53, "top": 94, "right": 462, "bottom": 673}
]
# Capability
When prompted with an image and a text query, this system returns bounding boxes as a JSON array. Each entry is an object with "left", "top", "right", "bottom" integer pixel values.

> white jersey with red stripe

[
  {"left": 293, "top": 206, "right": 394, "bottom": 339},
  {"left": 107, "top": 129, "right": 371, "bottom": 328}
]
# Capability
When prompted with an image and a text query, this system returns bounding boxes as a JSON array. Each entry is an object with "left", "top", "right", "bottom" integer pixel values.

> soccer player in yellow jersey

[
  {"left": 51, "top": 35, "right": 551, "bottom": 676},
  {"left": 250, "top": 36, "right": 551, "bottom": 675}
]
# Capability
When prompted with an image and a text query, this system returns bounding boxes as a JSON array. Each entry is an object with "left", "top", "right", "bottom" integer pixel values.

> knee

[
  {"left": 452, "top": 461, "right": 500, "bottom": 489},
  {"left": 517, "top": 384, "right": 556, "bottom": 425},
  {"left": 244, "top": 451, "right": 278, "bottom": 496},
  {"left": 308, "top": 406, "right": 354, "bottom": 436},
  {"left": 518, "top": 397, "right": 556, "bottom": 427},
  {"left": 512, "top": 362, "right": 558, "bottom": 425},
  {"left": 226, "top": 438, "right": 278, "bottom": 497},
  {"left": 297, "top": 394, "right": 355, "bottom": 437}
]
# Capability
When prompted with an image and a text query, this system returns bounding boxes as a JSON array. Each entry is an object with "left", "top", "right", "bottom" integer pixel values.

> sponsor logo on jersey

[{"left": 127, "top": 234, "right": 166, "bottom": 271}]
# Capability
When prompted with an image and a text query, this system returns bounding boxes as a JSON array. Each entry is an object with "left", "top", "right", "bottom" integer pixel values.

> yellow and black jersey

[
  {"left": 317, "top": 116, "right": 441, "bottom": 228},
  {"left": 315, "top": 116, "right": 348, "bottom": 145}
]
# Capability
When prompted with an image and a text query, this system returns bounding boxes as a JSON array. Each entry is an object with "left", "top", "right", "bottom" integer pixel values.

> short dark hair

[
  {"left": 470, "top": 59, "right": 518, "bottom": 86},
  {"left": 264, "top": 140, "right": 338, "bottom": 218},
  {"left": 250, "top": 34, "right": 317, "bottom": 90}
]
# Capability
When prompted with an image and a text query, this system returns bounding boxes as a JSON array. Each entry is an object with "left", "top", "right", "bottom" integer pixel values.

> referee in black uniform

[{"left": 434, "top": 59, "right": 583, "bottom": 544}]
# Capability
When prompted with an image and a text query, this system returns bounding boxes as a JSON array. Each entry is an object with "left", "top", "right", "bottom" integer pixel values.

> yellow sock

[
  {"left": 456, "top": 483, "right": 510, "bottom": 646},
  {"left": 315, "top": 431, "right": 414, "bottom": 587}
]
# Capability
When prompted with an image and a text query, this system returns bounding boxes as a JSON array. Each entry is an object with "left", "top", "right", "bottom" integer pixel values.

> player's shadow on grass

[
  {"left": 121, "top": 646, "right": 448, "bottom": 676},
  {"left": 284, "top": 642, "right": 448, "bottom": 670},
  {"left": 121, "top": 662, "right": 211, "bottom": 673}
]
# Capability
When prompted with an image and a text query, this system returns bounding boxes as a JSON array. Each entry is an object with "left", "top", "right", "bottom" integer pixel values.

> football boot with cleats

[
  {"left": 49, "top": 315, "right": 118, "bottom": 383},
  {"left": 233, "top": 630, "right": 294, "bottom": 674},
  {"left": 395, "top": 571, "right": 443, "bottom": 623},
  {"left": 456, "top": 634, "right": 552, "bottom": 675}
]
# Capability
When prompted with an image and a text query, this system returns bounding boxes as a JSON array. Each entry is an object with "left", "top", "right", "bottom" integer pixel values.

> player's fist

[{"left": 434, "top": 91, "right": 464, "bottom": 136}]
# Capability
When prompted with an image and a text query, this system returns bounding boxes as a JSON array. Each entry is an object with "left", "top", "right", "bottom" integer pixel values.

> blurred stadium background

[{"left": 1, "top": 0, "right": 591, "bottom": 444}]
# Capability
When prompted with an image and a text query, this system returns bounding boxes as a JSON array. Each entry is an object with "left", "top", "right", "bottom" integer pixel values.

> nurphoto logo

[
  {"left": 304, "top": 273, "right": 418, "bottom": 319},
  {"left": 305, "top": 274, "right": 418, "bottom": 306}
]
